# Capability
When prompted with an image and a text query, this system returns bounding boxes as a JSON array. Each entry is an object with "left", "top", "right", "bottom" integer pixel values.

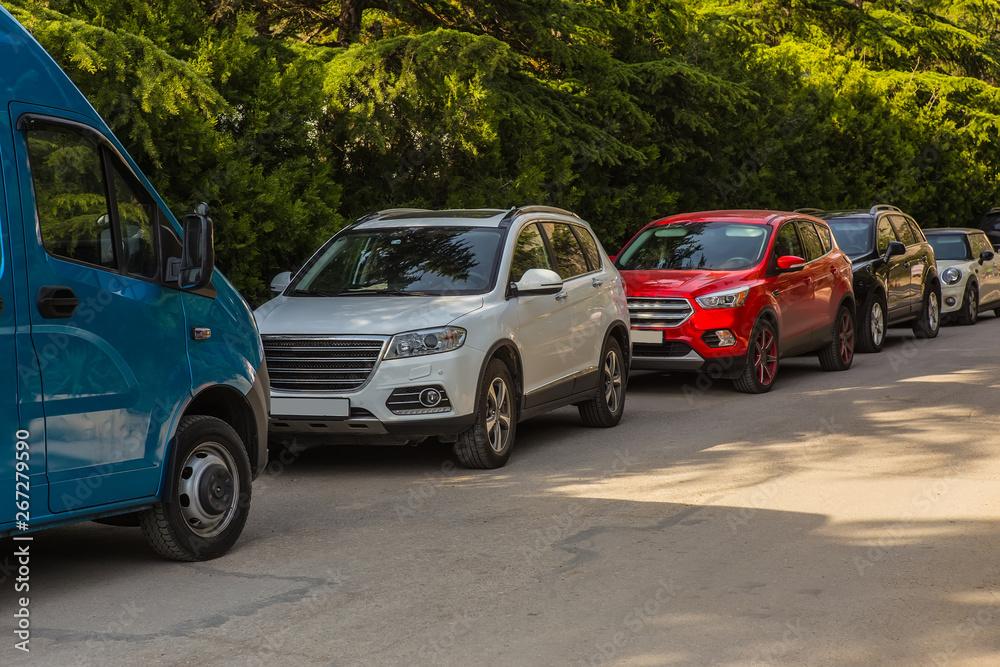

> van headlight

[
  {"left": 696, "top": 287, "right": 750, "bottom": 309},
  {"left": 386, "top": 327, "right": 467, "bottom": 359},
  {"left": 941, "top": 267, "right": 962, "bottom": 285}
]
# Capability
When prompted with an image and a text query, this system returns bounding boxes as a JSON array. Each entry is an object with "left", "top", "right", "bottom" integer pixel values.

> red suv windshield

[{"left": 616, "top": 222, "right": 772, "bottom": 271}]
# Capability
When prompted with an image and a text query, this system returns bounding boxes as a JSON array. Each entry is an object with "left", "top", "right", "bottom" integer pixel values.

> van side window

[
  {"left": 25, "top": 126, "right": 116, "bottom": 270},
  {"left": 111, "top": 162, "right": 158, "bottom": 279},
  {"left": 25, "top": 120, "right": 164, "bottom": 281}
]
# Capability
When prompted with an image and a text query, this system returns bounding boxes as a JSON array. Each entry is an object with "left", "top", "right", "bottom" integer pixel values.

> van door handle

[
  {"left": 591, "top": 277, "right": 603, "bottom": 288},
  {"left": 37, "top": 286, "right": 79, "bottom": 319},
  {"left": 554, "top": 291, "right": 568, "bottom": 301}
]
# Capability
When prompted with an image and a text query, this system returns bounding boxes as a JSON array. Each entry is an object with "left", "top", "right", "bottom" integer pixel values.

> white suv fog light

[
  {"left": 945, "top": 296, "right": 956, "bottom": 307},
  {"left": 419, "top": 387, "right": 442, "bottom": 407}
]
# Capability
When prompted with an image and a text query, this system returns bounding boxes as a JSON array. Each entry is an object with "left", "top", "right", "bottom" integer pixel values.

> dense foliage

[{"left": 8, "top": 0, "right": 1000, "bottom": 301}]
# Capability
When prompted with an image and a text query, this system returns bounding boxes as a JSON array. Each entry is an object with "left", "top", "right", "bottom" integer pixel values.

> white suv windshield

[{"left": 292, "top": 226, "right": 503, "bottom": 296}]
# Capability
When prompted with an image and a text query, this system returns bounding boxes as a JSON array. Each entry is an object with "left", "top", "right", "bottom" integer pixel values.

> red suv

[{"left": 614, "top": 210, "right": 856, "bottom": 393}]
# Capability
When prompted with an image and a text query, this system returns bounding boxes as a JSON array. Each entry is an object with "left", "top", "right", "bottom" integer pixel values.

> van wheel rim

[
  {"left": 178, "top": 443, "right": 239, "bottom": 537},
  {"left": 753, "top": 329, "right": 778, "bottom": 386},
  {"left": 870, "top": 302, "right": 884, "bottom": 346},
  {"left": 485, "top": 378, "right": 512, "bottom": 453},
  {"left": 928, "top": 293, "right": 940, "bottom": 330},
  {"left": 603, "top": 349, "right": 623, "bottom": 414},
  {"left": 839, "top": 312, "right": 855, "bottom": 364}
]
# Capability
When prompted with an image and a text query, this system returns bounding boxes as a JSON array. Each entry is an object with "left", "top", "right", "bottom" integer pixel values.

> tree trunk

[{"left": 337, "top": 0, "right": 363, "bottom": 45}]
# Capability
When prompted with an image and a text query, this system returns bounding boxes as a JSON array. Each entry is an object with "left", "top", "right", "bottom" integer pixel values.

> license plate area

[
  {"left": 271, "top": 397, "right": 350, "bottom": 418},
  {"left": 630, "top": 329, "right": 664, "bottom": 344}
]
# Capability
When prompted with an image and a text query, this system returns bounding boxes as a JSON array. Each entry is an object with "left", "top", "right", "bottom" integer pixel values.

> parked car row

[
  {"left": 259, "top": 202, "right": 997, "bottom": 469},
  {"left": 8, "top": 3, "right": 995, "bottom": 562}
]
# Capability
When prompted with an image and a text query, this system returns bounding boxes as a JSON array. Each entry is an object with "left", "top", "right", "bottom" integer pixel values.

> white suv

[{"left": 254, "top": 206, "right": 630, "bottom": 468}]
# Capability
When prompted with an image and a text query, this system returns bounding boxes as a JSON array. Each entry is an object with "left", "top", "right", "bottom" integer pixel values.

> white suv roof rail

[
  {"left": 356, "top": 208, "right": 429, "bottom": 223},
  {"left": 500, "top": 205, "right": 581, "bottom": 225}
]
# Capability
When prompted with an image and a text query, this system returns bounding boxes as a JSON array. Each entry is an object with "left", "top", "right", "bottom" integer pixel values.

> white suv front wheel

[{"left": 454, "top": 359, "right": 517, "bottom": 469}]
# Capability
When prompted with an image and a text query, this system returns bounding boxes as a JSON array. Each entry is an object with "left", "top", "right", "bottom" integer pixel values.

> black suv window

[
  {"left": 905, "top": 218, "right": 925, "bottom": 244},
  {"left": 510, "top": 223, "right": 555, "bottom": 282},
  {"left": 797, "top": 221, "right": 825, "bottom": 261},
  {"left": 774, "top": 222, "right": 804, "bottom": 258},
  {"left": 889, "top": 215, "right": 918, "bottom": 246},
  {"left": 876, "top": 216, "right": 894, "bottom": 254}
]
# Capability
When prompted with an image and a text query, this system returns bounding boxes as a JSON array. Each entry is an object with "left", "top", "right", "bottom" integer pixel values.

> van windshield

[
  {"left": 616, "top": 222, "right": 771, "bottom": 271},
  {"left": 291, "top": 227, "right": 503, "bottom": 296}
]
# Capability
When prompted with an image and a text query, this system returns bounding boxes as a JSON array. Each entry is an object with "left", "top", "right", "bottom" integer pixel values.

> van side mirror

[
  {"left": 270, "top": 272, "right": 292, "bottom": 293},
  {"left": 980, "top": 250, "right": 995, "bottom": 264},
  {"left": 179, "top": 212, "right": 215, "bottom": 290},
  {"left": 509, "top": 268, "right": 563, "bottom": 297}
]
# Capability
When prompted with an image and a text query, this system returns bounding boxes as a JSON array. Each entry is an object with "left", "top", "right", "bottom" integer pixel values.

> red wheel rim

[
  {"left": 839, "top": 312, "right": 855, "bottom": 364},
  {"left": 753, "top": 329, "right": 777, "bottom": 386}
]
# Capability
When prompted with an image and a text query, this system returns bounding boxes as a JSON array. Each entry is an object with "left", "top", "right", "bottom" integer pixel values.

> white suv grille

[
  {"left": 627, "top": 297, "right": 693, "bottom": 328},
  {"left": 263, "top": 336, "right": 387, "bottom": 393}
]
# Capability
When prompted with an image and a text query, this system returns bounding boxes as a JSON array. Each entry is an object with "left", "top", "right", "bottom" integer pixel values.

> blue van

[{"left": 0, "top": 7, "right": 268, "bottom": 560}]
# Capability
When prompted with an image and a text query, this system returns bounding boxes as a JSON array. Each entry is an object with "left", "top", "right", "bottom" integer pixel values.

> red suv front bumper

[{"left": 628, "top": 296, "right": 752, "bottom": 378}]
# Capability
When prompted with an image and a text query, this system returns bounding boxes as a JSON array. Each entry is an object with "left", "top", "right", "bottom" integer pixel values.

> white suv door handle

[
  {"left": 554, "top": 292, "right": 568, "bottom": 301},
  {"left": 591, "top": 277, "right": 603, "bottom": 288}
]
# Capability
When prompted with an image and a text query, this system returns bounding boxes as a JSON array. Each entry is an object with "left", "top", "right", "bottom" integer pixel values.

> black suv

[
  {"left": 977, "top": 208, "right": 1000, "bottom": 250},
  {"left": 809, "top": 205, "right": 941, "bottom": 352}
]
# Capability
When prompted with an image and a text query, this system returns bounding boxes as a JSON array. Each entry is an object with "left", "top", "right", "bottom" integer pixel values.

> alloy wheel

[
  {"left": 485, "top": 377, "right": 512, "bottom": 453},
  {"left": 603, "top": 348, "right": 623, "bottom": 414},
  {"left": 839, "top": 311, "right": 855, "bottom": 364},
  {"left": 928, "top": 292, "right": 940, "bottom": 331},
  {"left": 753, "top": 329, "right": 778, "bottom": 386},
  {"left": 870, "top": 301, "right": 884, "bottom": 347}
]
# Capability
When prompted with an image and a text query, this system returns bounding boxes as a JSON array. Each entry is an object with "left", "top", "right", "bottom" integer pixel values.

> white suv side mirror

[
  {"left": 512, "top": 268, "right": 563, "bottom": 296},
  {"left": 270, "top": 271, "right": 292, "bottom": 293}
]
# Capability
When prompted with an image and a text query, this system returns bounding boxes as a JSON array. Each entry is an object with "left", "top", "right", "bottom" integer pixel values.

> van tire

[
  {"left": 454, "top": 359, "right": 516, "bottom": 469},
  {"left": 139, "top": 416, "right": 252, "bottom": 561}
]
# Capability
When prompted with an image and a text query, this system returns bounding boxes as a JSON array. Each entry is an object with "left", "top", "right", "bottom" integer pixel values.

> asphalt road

[{"left": 5, "top": 315, "right": 1000, "bottom": 666}]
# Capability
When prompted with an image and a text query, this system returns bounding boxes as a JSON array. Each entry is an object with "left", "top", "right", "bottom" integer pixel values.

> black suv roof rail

[
  {"left": 869, "top": 204, "right": 901, "bottom": 215},
  {"left": 500, "top": 205, "right": 580, "bottom": 226},
  {"left": 794, "top": 208, "right": 824, "bottom": 214},
  {"left": 356, "top": 208, "right": 429, "bottom": 223},
  {"left": 985, "top": 207, "right": 1000, "bottom": 215}
]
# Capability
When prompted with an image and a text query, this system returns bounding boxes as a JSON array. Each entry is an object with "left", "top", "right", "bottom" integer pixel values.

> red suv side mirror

[{"left": 776, "top": 255, "right": 806, "bottom": 270}]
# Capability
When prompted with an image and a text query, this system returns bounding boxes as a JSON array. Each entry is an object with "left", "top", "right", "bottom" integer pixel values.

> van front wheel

[{"left": 139, "top": 416, "right": 252, "bottom": 561}]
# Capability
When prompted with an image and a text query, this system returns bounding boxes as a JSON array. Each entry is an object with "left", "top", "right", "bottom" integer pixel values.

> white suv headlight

[
  {"left": 696, "top": 287, "right": 750, "bottom": 309},
  {"left": 385, "top": 326, "right": 467, "bottom": 359},
  {"left": 941, "top": 267, "right": 962, "bottom": 285}
]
